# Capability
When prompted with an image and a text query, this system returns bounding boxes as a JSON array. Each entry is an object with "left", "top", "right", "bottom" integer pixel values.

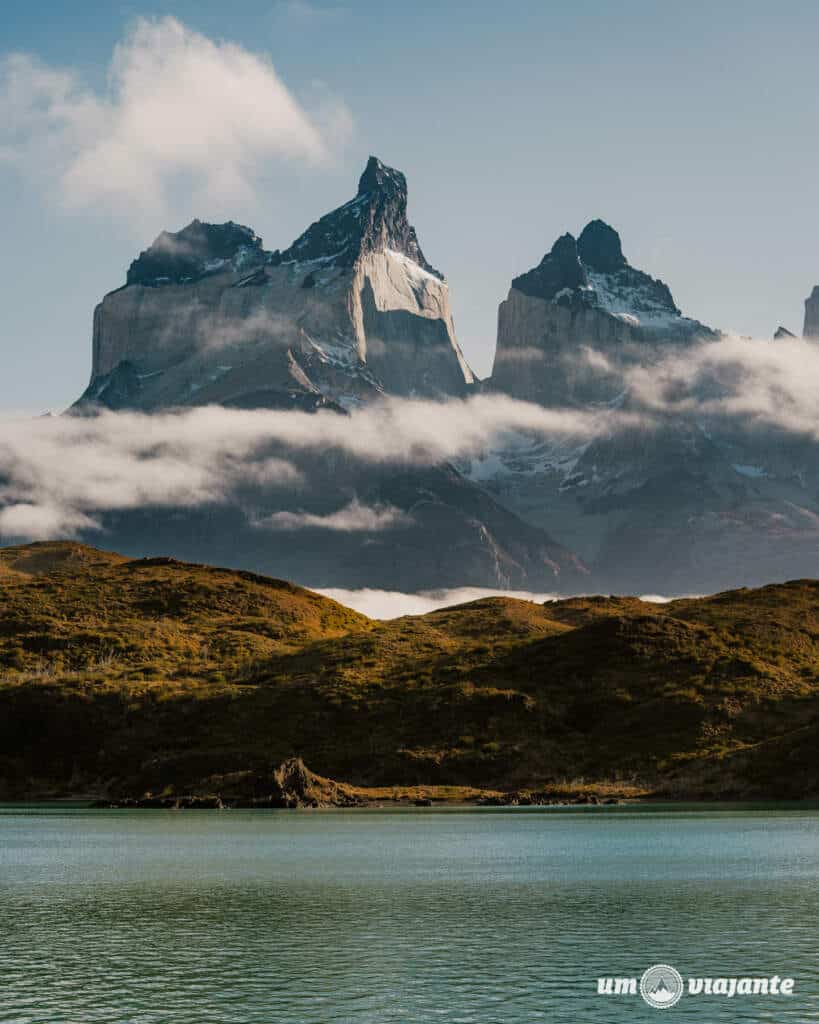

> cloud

[
  {"left": 0, "top": 397, "right": 622, "bottom": 542},
  {"left": 0, "top": 17, "right": 352, "bottom": 224},
  {"left": 0, "top": 410, "right": 302, "bottom": 540},
  {"left": 258, "top": 498, "right": 412, "bottom": 531},
  {"left": 616, "top": 334, "right": 819, "bottom": 440},
  {"left": 254, "top": 392, "right": 621, "bottom": 462},
  {"left": 315, "top": 586, "right": 681, "bottom": 619},
  {"left": 0, "top": 503, "right": 99, "bottom": 542},
  {"left": 6, "top": 337, "right": 819, "bottom": 545},
  {"left": 272, "top": 0, "right": 349, "bottom": 23}
]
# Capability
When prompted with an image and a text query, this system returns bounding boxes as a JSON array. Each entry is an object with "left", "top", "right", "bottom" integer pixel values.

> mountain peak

[
  {"left": 126, "top": 219, "right": 267, "bottom": 286},
  {"left": 577, "top": 219, "right": 626, "bottom": 272},
  {"left": 357, "top": 156, "right": 407, "bottom": 198},
  {"left": 281, "top": 155, "right": 441, "bottom": 278},
  {"left": 511, "top": 232, "right": 587, "bottom": 301}
]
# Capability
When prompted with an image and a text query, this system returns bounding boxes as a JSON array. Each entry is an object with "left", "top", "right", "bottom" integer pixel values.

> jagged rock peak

[
  {"left": 804, "top": 286, "right": 819, "bottom": 339},
  {"left": 126, "top": 219, "right": 268, "bottom": 286},
  {"left": 512, "top": 232, "right": 587, "bottom": 301},
  {"left": 774, "top": 325, "right": 796, "bottom": 340},
  {"left": 280, "top": 156, "right": 442, "bottom": 279},
  {"left": 357, "top": 155, "right": 406, "bottom": 197},
  {"left": 512, "top": 219, "right": 683, "bottom": 321},
  {"left": 577, "top": 219, "right": 627, "bottom": 272}
]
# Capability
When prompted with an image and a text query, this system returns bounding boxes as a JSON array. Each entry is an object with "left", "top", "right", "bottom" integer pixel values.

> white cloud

[
  {"left": 5, "top": 339, "right": 819, "bottom": 545},
  {"left": 315, "top": 586, "right": 683, "bottom": 619},
  {"left": 315, "top": 586, "right": 562, "bottom": 618},
  {"left": 0, "top": 397, "right": 622, "bottom": 542},
  {"left": 272, "top": 1, "right": 349, "bottom": 23},
  {"left": 570, "top": 332, "right": 819, "bottom": 441},
  {"left": 0, "top": 410, "right": 302, "bottom": 540},
  {"left": 259, "top": 498, "right": 412, "bottom": 531},
  {"left": 0, "top": 503, "right": 99, "bottom": 542},
  {"left": 0, "top": 17, "right": 352, "bottom": 224}
]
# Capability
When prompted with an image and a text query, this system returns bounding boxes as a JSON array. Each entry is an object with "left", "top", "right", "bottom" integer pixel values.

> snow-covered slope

[{"left": 77, "top": 158, "right": 474, "bottom": 412}]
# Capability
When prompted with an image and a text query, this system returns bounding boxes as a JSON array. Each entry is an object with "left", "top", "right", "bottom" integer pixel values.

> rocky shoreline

[{"left": 90, "top": 758, "right": 638, "bottom": 809}]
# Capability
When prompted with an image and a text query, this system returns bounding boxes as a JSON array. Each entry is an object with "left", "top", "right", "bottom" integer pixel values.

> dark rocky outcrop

[
  {"left": 803, "top": 286, "right": 819, "bottom": 339},
  {"left": 279, "top": 156, "right": 442, "bottom": 278},
  {"left": 126, "top": 220, "right": 267, "bottom": 286},
  {"left": 576, "top": 218, "right": 627, "bottom": 273},
  {"left": 97, "top": 759, "right": 368, "bottom": 809},
  {"left": 511, "top": 233, "right": 587, "bottom": 302}
]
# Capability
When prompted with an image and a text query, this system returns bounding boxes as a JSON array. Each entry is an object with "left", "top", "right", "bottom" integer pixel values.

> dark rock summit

[
  {"left": 576, "top": 218, "right": 627, "bottom": 272},
  {"left": 512, "top": 232, "right": 587, "bottom": 302},
  {"left": 774, "top": 325, "right": 796, "bottom": 340},
  {"left": 127, "top": 220, "right": 268, "bottom": 286},
  {"left": 279, "top": 156, "right": 442, "bottom": 278}
]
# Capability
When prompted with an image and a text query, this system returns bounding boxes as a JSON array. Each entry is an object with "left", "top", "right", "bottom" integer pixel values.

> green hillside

[{"left": 1, "top": 542, "right": 818, "bottom": 801}]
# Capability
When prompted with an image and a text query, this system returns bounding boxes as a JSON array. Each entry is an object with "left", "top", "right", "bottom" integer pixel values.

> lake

[{"left": 1, "top": 805, "right": 818, "bottom": 1023}]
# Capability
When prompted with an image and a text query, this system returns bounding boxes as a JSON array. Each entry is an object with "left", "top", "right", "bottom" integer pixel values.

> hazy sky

[{"left": 3, "top": 0, "right": 819, "bottom": 412}]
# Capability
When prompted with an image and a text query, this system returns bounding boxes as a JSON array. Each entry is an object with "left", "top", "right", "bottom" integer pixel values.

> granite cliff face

[
  {"left": 78, "top": 157, "right": 473, "bottom": 411},
  {"left": 803, "top": 285, "right": 819, "bottom": 339},
  {"left": 491, "top": 220, "right": 715, "bottom": 406}
]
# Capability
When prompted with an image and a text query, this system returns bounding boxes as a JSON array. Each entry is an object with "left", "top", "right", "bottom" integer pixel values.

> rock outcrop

[
  {"left": 490, "top": 220, "right": 715, "bottom": 405},
  {"left": 803, "top": 286, "right": 819, "bottom": 339},
  {"left": 774, "top": 325, "right": 796, "bottom": 340},
  {"left": 76, "top": 157, "right": 474, "bottom": 411}
]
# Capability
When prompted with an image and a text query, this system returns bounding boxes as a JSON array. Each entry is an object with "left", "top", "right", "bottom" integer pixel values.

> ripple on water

[{"left": 1, "top": 807, "right": 818, "bottom": 1023}]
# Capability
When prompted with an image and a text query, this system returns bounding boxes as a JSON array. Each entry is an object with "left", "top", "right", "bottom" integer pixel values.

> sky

[{"left": 2, "top": 0, "right": 819, "bottom": 412}]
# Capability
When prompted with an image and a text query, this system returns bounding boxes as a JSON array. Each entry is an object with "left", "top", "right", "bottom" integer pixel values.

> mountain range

[{"left": 6, "top": 156, "right": 819, "bottom": 595}]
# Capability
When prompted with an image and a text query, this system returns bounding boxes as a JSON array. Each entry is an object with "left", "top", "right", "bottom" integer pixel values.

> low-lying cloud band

[{"left": 3, "top": 334, "right": 819, "bottom": 542}]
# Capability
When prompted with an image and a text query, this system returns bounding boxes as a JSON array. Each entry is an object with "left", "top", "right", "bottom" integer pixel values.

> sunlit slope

[{"left": 1, "top": 543, "right": 817, "bottom": 799}]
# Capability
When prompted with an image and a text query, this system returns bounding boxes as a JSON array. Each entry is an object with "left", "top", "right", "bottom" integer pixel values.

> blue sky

[{"left": 3, "top": 0, "right": 819, "bottom": 411}]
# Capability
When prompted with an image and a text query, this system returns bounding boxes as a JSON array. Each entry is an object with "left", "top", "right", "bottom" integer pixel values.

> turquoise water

[{"left": 1, "top": 805, "right": 818, "bottom": 1023}]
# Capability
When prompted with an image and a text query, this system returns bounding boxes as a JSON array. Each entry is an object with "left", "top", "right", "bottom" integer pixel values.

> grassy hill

[{"left": 1, "top": 541, "right": 818, "bottom": 801}]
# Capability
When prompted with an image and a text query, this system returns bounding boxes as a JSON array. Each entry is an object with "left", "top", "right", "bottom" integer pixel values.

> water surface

[{"left": 1, "top": 805, "right": 818, "bottom": 1023}]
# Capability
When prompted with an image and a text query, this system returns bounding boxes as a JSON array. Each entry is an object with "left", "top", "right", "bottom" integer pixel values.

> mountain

[
  {"left": 1, "top": 542, "right": 817, "bottom": 802},
  {"left": 97, "top": 458, "right": 588, "bottom": 592},
  {"left": 490, "top": 220, "right": 716, "bottom": 406},
  {"left": 804, "top": 285, "right": 819, "bottom": 339},
  {"left": 76, "top": 157, "right": 474, "bottom": 412},
  {"left": 462, "top": 222, "right": 819, "bottom": 593},
  {"left": 56, "top": 159, "right": 596, "bottom": 592}
]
